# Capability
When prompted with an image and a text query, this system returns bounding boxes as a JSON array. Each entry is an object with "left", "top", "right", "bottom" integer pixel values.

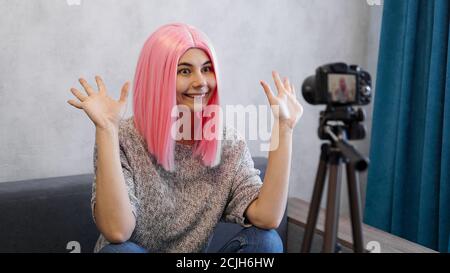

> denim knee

[
  {"left": 98, "top": 241, "right": 149, "bottom": 253},
  {"left": 252, "top": 227, "right": 284, "bottom": 253},
  {"left": 240, "top": 226, "right": 284, "bottom": 253}
]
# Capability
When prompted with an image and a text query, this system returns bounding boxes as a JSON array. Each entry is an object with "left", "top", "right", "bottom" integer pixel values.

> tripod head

[
  {"left": 317, "top": 106, "right": 370, "bottom": 171},
  {"left": 318, "top": 105, "right": 366, "bottom": 140}
]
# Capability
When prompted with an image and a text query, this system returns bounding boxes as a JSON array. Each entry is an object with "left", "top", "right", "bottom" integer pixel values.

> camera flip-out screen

[{"left": 328, "top": 74, "right": 356, "bottom": 103}]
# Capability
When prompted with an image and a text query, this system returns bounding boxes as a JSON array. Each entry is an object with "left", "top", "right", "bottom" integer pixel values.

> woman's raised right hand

[{"left": 67, "top": 76, "right": 130, "bottom": 130}]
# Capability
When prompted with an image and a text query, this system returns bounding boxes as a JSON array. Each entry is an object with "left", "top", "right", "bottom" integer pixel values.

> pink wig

[{"left": 132, "top": 23, "right": 221, "bottom": 172}]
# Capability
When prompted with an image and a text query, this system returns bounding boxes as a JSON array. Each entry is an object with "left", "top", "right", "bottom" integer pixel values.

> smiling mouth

[{"left": 184, "top": 91, "right": 210, "bottom": 99}]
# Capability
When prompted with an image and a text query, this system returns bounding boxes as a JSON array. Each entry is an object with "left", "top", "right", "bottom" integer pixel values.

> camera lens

[{"left": 302, "top": 76, "right": 317, "bottom": 104}]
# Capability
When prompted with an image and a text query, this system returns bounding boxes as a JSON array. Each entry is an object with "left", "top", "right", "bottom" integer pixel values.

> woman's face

[{"left": 176, "top": 48, "right": 216, "bottom": 111}]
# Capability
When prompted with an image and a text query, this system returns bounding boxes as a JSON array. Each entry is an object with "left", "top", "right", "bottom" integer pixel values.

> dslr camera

[{"left": 302, "top": 63, "right": 372, "bottom": 106}]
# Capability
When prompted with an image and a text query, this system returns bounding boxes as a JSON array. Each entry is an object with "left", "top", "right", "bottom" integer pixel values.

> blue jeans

[{"left": 98, "top": 226, "right": 283, "bottom": 253}]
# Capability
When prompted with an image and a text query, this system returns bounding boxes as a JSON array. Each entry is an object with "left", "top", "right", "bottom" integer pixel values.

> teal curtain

[{"left": 364, "top": 0, "right": 450, "bottom": 252}]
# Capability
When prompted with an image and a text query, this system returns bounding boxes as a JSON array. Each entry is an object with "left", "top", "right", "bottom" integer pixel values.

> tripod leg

[
  {"left": 323, "top": 159, "right": 342, "bottom": 253},
  {"left": 346, "top": 163, "right": 365, "bottom": 253},
  {"left": 301, "top": 144, "right": 329, "bottom": 253}
]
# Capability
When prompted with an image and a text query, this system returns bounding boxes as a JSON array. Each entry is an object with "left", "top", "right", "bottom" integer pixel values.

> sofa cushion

[{"left": 0, "top": 174, "right": 98, "bottom": 253}]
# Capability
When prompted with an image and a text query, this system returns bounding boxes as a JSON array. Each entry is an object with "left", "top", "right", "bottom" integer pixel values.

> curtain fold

[{"left": 364, "top": 0, "right": 450, "bottom": 252}]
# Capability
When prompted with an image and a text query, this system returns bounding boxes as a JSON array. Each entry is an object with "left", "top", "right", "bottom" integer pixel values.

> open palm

[{"left": 67, "top": 76, "right": 130, "bottom": 130}]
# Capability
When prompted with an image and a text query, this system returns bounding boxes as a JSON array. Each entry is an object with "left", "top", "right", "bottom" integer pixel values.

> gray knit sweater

[{"left": 91, "top": 117, "right": 263, "bottom": 253}]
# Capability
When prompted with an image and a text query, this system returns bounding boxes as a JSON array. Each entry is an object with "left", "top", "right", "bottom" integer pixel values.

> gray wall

[{"left": 0, "top": 0, "right": 382, "bottom": 216}]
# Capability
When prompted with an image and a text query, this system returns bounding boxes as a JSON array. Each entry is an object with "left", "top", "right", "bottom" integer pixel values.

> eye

[
  {"left": 202, "top": 66, "right": 213, "bottom": 73},
  {"left": 177, "top": 68, "right": 190, "bottom": 75}
]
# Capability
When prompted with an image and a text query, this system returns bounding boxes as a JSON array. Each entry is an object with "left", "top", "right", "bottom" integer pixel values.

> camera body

[{"left": 302, "top": 63, "right": 372, "bottom": 106}]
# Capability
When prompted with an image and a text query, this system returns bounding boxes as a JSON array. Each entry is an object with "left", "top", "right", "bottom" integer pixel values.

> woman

[{"left": 67, "top": 23, "right": 303, "bottom": 253}]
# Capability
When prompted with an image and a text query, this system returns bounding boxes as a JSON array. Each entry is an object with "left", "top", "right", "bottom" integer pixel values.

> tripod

[{"left": 301, "top": 126, "right": 368, "bottom": 253}]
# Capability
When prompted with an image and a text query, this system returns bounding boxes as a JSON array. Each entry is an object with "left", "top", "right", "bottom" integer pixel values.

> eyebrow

[{"left": 178, "top": 61, "right": 212, "bottom": 67}]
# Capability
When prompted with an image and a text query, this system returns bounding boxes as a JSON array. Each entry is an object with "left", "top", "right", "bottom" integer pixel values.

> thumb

[
  {"left": 260, "top": 80, "right": 275, "bottom": 104},
  {"left": 119, "top": 81, "right": 130, "bottom": 103}
]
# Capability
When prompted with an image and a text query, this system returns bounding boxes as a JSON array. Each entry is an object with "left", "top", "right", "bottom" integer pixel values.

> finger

[
  {"left": 272, "top": 71, "right": 285, "bottom": 95},
  {"left": 119, "top": 81, "right": 130, "bottom": 103},
  {"left": 67, "top": 99, "right": 83, "bottom": 109},
  {"left": 79, "top": 78, "right": 95, "bottom": 96},
  {"left": 70, "top": 88, "right": 87, "bottom": 102},
  {"left": 283, "top": 77, "right": 292, "bottom": 93},
  {"left": 260, "top": 80, "right": 275, "bottom": 103},
  {"left": 291, "top": 83, "right": 297, "bottom": 98},
  {"left": 95, "top": 75, "right": 106, "bottom": 94}
]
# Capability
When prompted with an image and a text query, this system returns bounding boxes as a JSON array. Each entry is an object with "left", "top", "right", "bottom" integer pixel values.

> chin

[
  {"left": 178, "top": 98, "right": 211, "bottom": 111},
  {"left": 188, "top": 103, "right": 208, "bottom": 112}
]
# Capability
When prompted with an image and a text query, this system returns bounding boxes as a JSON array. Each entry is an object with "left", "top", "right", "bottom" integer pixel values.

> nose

[{"left": 192, "top": 71, "right": 207, "bottom": 89}]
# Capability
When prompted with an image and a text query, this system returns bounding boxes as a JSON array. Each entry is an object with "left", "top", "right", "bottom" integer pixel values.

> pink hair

[{"left": 132, "top": 23, "right": 221, "bottom": 172}]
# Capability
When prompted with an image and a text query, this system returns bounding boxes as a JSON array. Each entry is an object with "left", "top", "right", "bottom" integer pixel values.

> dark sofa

[{"left": 0, "top": 157, "right": 287, "bottom": 253}]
